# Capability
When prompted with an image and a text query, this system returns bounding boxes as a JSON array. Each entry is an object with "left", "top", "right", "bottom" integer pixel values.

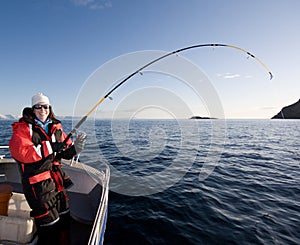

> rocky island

[
  {"left": 272, "top": 99, "right": 300, "bottom": 119},
  {"left": 190, "top": 116, "right": 216, "bottom": 119}
]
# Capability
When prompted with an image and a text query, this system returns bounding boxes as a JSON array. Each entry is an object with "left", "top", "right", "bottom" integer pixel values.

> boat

[{"left": 0, "top": 145, "right": 110, "bottom": 245}]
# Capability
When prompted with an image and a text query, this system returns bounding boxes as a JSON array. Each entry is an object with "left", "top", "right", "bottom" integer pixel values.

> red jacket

[
  {"left": 9, "top": 121, "right": 72, "bottom": 164},
  {"left": 9, "top": 116, "right": 75, "bottom": 222}
]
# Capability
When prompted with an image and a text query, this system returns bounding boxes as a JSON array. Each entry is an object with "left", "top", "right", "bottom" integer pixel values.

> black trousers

[
  {"left": 37, "top": 211, "right": 70, "bottom": 245},
  {"left": 36, "top": 191, "right": 70, "bottom": 245}
]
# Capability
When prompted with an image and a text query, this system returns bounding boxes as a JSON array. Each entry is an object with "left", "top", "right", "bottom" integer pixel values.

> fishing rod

[{"left": 64, "top": 43, "right": 273, "bottom": 143}]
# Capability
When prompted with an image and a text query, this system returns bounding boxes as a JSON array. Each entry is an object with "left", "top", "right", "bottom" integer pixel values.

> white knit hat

[{"left": 31, "top": 93, "right": 51, "bottom": 106}]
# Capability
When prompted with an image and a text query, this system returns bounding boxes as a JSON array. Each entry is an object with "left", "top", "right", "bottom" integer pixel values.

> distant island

[
  {"left": 0, "top": 114, "right": 17, "bottom": 120},
  {"left": 272, "top": 99, "right": 300, "bottom": 119},
  {"left": 190, "top": 116, "right": 216, "bottom": 120}
]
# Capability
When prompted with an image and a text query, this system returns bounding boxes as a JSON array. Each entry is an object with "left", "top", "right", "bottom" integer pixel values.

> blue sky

[{"left": 0, "top": 0, "right": 299, "bottom": 119}]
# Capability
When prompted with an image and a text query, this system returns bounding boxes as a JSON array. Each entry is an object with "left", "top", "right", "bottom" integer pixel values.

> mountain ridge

[{"left": 272, "top": 99, "right": 300, "bottom": 119}]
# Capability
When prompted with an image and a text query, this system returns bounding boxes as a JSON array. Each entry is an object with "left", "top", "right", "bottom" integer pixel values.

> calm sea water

[{"left": 1, "top": 119, "right": 300, "bottom": 245}]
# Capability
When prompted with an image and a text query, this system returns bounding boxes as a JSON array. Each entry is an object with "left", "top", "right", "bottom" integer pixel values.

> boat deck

[
  {"left": 0, "top": 156, "right": 109, "bottom": 245},
  {"left": 1, "top": 181, "right": 94, "bottom": 245}
]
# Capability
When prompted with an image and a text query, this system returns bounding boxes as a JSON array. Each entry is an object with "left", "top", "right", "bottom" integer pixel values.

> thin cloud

[
  {"left": 217, "top": 73, "right": 241, "bottom": 79},
  {"left": 224, "top": 74, "right": 240, "bottom": 79},
  {"left": 217, "top": 73, "right": 254, "bottom": 79},
  {"left": 70, "top": 0, "right": 112, "bottom": 10}
]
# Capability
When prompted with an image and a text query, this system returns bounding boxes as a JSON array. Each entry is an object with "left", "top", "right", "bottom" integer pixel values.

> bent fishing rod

[{"left": 64, "top": 43, "right": 273, "bottom": 143}]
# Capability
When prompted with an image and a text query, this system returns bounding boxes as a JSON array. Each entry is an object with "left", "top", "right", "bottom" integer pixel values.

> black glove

[
  {"left": 74, "top": 132, "right": 87, "bottom": 154},
  {"left": 51, "top": 142, "right": 65, "bottom": 153}
]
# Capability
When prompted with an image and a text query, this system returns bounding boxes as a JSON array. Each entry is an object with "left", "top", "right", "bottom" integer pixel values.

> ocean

[{"left": 1, "top": 119, "right": 300, "bottom": 244}]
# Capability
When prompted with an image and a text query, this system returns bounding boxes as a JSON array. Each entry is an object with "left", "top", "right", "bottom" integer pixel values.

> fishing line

[{"left": 64, "top": 43, "right": 273, "bottom": 143}]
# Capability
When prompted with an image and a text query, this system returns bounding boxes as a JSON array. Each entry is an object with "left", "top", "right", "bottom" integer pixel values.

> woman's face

[{"left": 33, "top": 103, "right": 50, "bottom": 122}]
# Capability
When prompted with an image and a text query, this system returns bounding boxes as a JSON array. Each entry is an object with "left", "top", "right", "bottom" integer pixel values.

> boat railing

[
  {"left": 88, "top": 163, "right": 110, "bottom": 245},
  {"left": 0, "top": 145, "right": 9, "bottom": 159},
  {"left": 0, "top": 146, "right": 9, "bottom": 182}
]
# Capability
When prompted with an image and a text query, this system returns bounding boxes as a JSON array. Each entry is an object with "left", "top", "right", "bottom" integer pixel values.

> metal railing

[
  {"left": 88, "top": 164, "right": 110, "bottom": 245},
  {"left": 0, "top": 145, "right": 9, "bottom": 159}
]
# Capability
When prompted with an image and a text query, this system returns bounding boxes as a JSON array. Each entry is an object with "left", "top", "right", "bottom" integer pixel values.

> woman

[{"left": 9, "top": 93, "right": 87, "bottom": 244}]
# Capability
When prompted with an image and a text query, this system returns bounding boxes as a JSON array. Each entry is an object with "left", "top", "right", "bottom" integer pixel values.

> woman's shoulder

[{"left": 12, "top": 120, "right": 30, "bottom": 134}]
